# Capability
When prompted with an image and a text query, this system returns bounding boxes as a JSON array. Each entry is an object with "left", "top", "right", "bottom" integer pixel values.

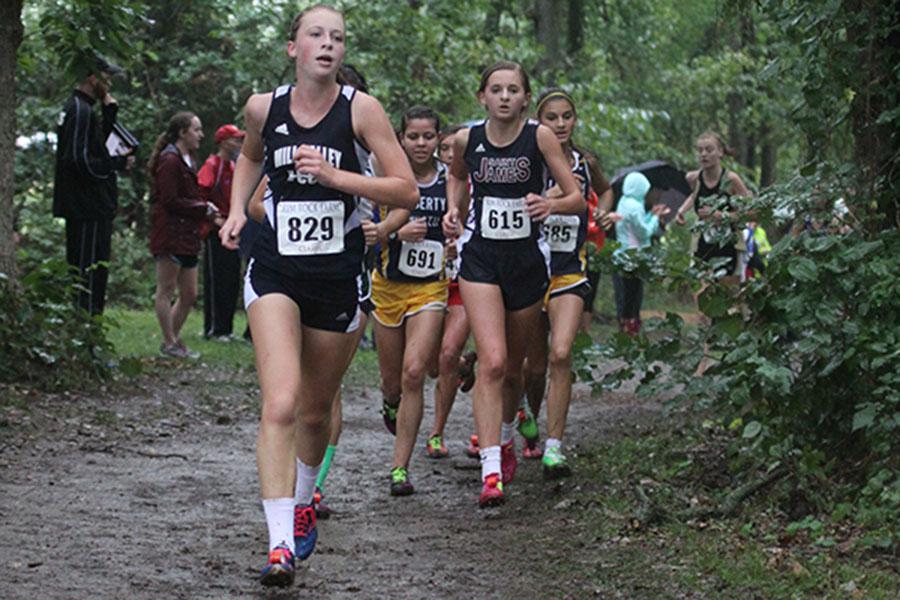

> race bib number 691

[
  {"left": 398, "top": 239, "right": 444, "bottom": 278},
  {"left": 481, "top": 196, "right": 531, "bottom": 240},
  {"left": 276, "top": 200, "right": 344, "bottom": 256}
]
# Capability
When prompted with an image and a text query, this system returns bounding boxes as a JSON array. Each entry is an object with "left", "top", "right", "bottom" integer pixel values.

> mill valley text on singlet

[{"left": 252, "top": 84, "right": 370, "bottom": 279}]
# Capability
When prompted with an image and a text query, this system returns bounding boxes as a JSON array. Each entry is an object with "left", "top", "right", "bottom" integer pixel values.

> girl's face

[
  {"left": 438, "top": 132, "right": 456, "bottom": 164},
  {"left": 401, "top": 118, "right": 439, "bottom": 168},
  {"left": 539, "top": 98, "right": 576, "bottom": 145},
  {"left": 180, "top": 117, "right": 204, "bottom": 151},
  {"left": 288, "top": 8, "right": 345, "bottom": 78},
  {"left": 696, "top": 135, "right": 723, "bottom": 169},
  {"left": 478, "top": 69, "right": 530, "bottom": 122}
]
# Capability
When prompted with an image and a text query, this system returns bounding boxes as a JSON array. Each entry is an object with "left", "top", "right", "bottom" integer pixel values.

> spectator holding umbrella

[
  {"left": 613, "top": 172, "right": 669, "bottom": 335},
  {"left": 608, "top": 160, "right": 691, "bottom": 323}
]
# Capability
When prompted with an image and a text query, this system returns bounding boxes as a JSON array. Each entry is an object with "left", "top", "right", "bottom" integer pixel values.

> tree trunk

[
  {"left": 0, "top": 0, "right": 24, "bottom": 281},
  {"left": 567, "top": 0, "right": 584, "bottom": 55},
  {"left": 726, "top": 7, "right": 756, "bottom": 172},
  {"left": 845, "top": 0, "right": 898, "bottom": 228},
  {"left": 726, "top": 92, "right": 746, "bottom": 163},
  {"left": 759, "top": 121, "right": 777, "bottom": 188},
  {"left": 533, "top": 0, "right": 564, "bottom": 77},
  {"left": 484, "top": 0, "right": 503, "bottom": 38}
]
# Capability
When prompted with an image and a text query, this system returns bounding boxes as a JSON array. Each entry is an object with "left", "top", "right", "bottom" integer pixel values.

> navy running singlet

[
  {"left": 463, "top": 120, "right": 547, "bottom": 243},
  {"left": 543, "top": 148, "right": 591, "bottom": 276},
  {"left": 378, "top": 161, "right": 448, "bottom": 283},
  {"left": 252, "top": 84, "right": 370, "bottom": 279}
]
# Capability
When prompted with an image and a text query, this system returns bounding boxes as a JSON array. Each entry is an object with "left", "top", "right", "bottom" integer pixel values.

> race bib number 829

[{"left": 276, "top": 200, "right": 344, "bottom": 256}]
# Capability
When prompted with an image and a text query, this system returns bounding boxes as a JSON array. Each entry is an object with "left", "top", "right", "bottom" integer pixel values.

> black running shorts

[
  {"left": 459, "top": 236, "right": 549, "bottom": 311},
  {"left": 244, "top": 259, "right": 362, "bottom": 333}
]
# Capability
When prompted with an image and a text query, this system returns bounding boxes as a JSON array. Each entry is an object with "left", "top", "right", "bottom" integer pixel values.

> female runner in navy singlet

[
  {"left": 218, "top": 4, "right": 417, "bottom": 587},
  {"left": 442, "top": 61, "right": 584, "bottom": 508}
]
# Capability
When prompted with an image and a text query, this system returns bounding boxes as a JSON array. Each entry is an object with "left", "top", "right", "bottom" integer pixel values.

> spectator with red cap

[{"left": 198, "top": 124, "right": 245, "bottom": 339}]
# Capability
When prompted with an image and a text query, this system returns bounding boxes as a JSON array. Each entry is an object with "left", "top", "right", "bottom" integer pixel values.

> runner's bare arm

[
  {"left": 220, "top": 93, "right": 269, "bottom": 249},
  {"left": 537, "top": 124, "right": 584, "bottom": 216},
  {"left": 727, "top": 171, "right": 752, "bottom": 197},
  {"left": 342, "top": 92, "right": 418, "bottom": 208},
  {"left": 247, "top": 175, "right": 269, "bottom": 223},
  {"left": 585, "top": 152, "right": 611, "bottom": 197},
  {"left": 376, "top": 208, "right": 415, "bottom": 243},
  {"left": 675, "top": 170, "right": 700, "bottom": 223},
  {"left": 443, "top": 128, "right": 471, "bottom": 239}
]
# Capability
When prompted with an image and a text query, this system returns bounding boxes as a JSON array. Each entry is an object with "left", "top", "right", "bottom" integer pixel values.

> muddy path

[{"left": 0, "top": 363, "right": 658, "bottom": 599}]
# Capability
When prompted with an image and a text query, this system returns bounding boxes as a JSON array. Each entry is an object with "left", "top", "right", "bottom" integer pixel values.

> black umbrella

[{"left": 609, "top": 160, "right": 691, "bottom": 223}]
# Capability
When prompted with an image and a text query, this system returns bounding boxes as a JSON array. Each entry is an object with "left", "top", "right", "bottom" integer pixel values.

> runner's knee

[
  {"left": 477, "top": 353, "right": 506, "bottom": 383},
  {"left": 438, "top": 347, "right": 461, "bottom": 376},
  {"left": 261, "top": 393, "right": 298, "bottom": 428},
  {"left": 401, "top": 359, "right": 428, "bottom": 391},
  {"left": 548, "top": 345, "right": 573, "bottom": 370}
]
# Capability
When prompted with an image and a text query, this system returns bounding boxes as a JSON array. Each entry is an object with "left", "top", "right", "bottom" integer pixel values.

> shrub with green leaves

[
  {"left": 585, "top": 177, "right": 899, "bottom": 540},
  {"left": 0, "top": 259, "right": 113, "bottom": 389}
]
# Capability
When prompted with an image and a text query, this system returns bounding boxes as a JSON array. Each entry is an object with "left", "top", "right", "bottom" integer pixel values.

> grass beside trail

[
  {"left": 518, "top": 424, "right": 899, "bottom": 599},
  {"left": 105, "top": 306, "right": 381, "bottom": 385},
  {"left": 104, "top": 271, "right": 689, "bottom": 374}
]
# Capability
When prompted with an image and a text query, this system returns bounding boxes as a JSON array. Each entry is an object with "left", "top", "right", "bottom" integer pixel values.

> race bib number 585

[
  {"left": 481, "top": 196, "right": 531, "bottom": 240},
  {"left": 543, "top": 215, "right": 580, "bottom": 253},
  {"left": 276, "top": 200, "right": 344, "bottom": 256}
]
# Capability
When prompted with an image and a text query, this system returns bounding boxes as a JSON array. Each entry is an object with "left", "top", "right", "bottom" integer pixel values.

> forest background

[{"left": 0, "top": 0, "right": 897, "bottom": 591}]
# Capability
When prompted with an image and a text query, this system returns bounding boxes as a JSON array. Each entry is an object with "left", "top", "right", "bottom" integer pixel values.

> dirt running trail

[{"left": 0, "top": 364, "right": 657, "bottom": 599}]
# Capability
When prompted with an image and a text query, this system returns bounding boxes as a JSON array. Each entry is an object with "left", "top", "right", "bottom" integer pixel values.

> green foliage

[
  {"left": 16, "top": 0, "right": 818, "bottom": 307},
  {"left": 0, "top": 260, "right": 112, "bottom": 389},
  {"left": 585, "top": 176, "right": 899, "bottom": 533},
  {"left": 517, "top": 424, "right": 900, "bottom": 598},
  {"left": 34, "top": 0, "right": 147, "bottom": 82}
]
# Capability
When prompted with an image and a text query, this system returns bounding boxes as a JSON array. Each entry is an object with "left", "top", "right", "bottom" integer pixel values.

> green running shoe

[
  {"left": 381, "top": 399, "right": 399, "bottom": 435},
  {"left": 390, "top": 466, "right": 414, "bottom": 496},
  {"left": 542, "top": 446, "right": 572, "bottom": 480},
  {"left": 425, "top": 434, "right": 448, "bottom": 459},
  {"left": 517, "top": 407, "right": 539, "bottom": 442}
]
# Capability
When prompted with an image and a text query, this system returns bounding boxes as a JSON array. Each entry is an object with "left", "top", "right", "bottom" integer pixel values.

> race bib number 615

[
  {"left": 481, "top": 196, "right": 531, "bottom": 240},
  {"left": 276, "top": 200, "right": 344, "bottom": 256}
]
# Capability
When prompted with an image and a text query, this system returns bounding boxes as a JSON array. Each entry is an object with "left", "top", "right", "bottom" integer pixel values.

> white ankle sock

[
  {"left": 262, "top": 497, "right": 295, "bottom": 553},
  {"left": 294, "top": 458, "right": 320, "bottom": 506},
  {"left": 501, "top": 417, "right": 518, "bottom": 445},
  {"left": 480, "top": 445, "right": 501, "bottom": 480},
  {"left": 545, "top": 437, "right": 562, "bottom": 452}
]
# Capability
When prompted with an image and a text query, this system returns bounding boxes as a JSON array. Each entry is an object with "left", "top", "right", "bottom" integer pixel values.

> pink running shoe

[
  {"left": 500, "top": 440, "right": 518, "bottom": 484},
  {"left": 523, "top": 439, "right": 544, "bottom": 459},
  {"left": 478, "top": 473, "right": 504, "bottom": 508},
  {"left": 465, "top": 434, "right": 480, "bottom": 459}
]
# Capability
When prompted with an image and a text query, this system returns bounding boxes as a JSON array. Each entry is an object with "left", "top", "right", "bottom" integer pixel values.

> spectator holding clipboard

[{"left": 53, "top": 52, "right": 136, "bottom": 315}]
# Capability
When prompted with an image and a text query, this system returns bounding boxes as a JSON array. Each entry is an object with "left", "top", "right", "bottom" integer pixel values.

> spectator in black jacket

[{"left": 53, "top": 55, "right": 134, "bottom": 315}]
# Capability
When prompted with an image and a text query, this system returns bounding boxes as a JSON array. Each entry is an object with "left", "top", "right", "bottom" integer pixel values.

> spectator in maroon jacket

[
  {"left": 147, "top": 111, "right": 221, "bottom": 358},
  {"left": 198, "top": 124, "right": 244, "bottom": 340}
]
